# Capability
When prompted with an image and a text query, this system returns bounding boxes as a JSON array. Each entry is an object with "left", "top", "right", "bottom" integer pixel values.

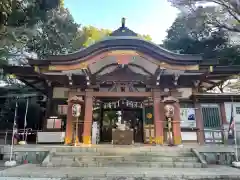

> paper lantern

[{"left": 72, "top": 104, "right": 81, "bottom": 117}]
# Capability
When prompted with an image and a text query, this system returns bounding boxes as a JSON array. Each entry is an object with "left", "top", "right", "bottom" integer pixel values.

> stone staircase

[{"left": 42, "top": 146, "right": 205, "bottom": 168}]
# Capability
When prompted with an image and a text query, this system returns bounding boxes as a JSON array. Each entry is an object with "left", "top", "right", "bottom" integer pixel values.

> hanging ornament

[
  {"left": 133, "top": 102, "right": 138, "bottom": 108},
  {"left": 117, "top": 100, "right": 120, "bottom": 107},
  {"left": 129, "top": 101, "right": 133, "bottom": 108}
]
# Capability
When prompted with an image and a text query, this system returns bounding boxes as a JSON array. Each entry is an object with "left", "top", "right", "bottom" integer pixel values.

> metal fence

[
  {"left": 202, "top": 128, "right": 240, "bottom": 145},
  {"left": 0, "top": 128, "right": 239, "bottom": 145},
  {"left": 204, "top": 129, "right": 224, "bottom": 144},
  {"left": 0, "top": 129, "right": 41, "bottom": 145}
]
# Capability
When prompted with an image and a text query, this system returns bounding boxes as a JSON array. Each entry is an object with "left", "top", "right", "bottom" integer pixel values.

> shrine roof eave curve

[{"left": 28, "top": 36, "right": 203, "bottom": 66}]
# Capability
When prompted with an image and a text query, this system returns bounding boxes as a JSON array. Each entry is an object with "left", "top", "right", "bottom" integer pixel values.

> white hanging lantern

[
  {"left": 72, "top": 104, "right": 81, "bottom": 117},
  {"left": 164, "top": 104, "right": 175, "bottom": 118}
]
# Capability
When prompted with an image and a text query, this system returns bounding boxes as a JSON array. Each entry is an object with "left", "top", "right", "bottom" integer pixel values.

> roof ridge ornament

[{"left": 121, "top": 17, "right": 126, "bottom": 28}]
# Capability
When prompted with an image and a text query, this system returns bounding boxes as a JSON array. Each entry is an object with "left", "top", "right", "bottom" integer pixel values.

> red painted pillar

[
  {"left": 172, "top": 102, "right": 182, "bottom": 145},
  {"left": 153, "top": 90, "right": 164, "bottom": 145},
  {"left": 83, "top": 90, "right": 93, "bottom": 144},
  {"left": 65, "top": 102, "right": 73, "bottom": 145}
]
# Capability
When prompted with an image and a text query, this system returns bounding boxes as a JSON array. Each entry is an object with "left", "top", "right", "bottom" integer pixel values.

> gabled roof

[{"left": 28, "top": 18, "right": 205, "bottom": 66}]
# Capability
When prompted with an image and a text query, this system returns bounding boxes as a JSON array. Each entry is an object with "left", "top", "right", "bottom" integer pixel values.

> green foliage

[
  {"left": 80, "top": 26, "right": 112, "bottom": 47},
  {"left": 0, "top": 0, "right": 62, "bottom": 63},
  {"left": 0, "top": 97, "right": 42, "bottom": 130},
  {"left": 79, "top": 26, "right": 152, "bottom": 47},
  {"left": 163, "top": 12, "right": 240, "bottom": 65},
  {"left": 138, "top": 34, "right": 152, "bottom": 41},
  {"left": 168, "top": 0, "right": 240, "bottom": 33},
  {"left": 27, "top": 8, "right": 80, "bottom": 59},
  {"left": 0, "top": 0, "right": 62, "bottom": 29},
  {"left": 163, "top": 7, "right": 240, "bottom": 91}
]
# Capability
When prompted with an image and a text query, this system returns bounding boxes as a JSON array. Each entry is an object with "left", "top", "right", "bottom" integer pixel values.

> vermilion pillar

[
  {"left": 172, "top": 102, "right": 182, "bottom": 145},
  {"left": 83, "top": 90, "right": 93, "bottom": 144},
  {"left": 153, "top": 90, "right": 164, "bottom": 145},
  {"left": 65, "top": 102, "right": 73, "bottom": 144}
]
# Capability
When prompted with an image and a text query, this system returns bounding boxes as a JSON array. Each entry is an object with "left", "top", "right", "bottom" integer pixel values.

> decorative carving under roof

[
  {"left": 162, "top": 96, "right": 179, "bottom": 103},
  {"left": 67, "top": 96, "right": 84, "bottom": 104}
]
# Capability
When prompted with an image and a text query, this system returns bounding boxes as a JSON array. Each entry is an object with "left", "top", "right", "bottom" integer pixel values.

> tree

[
  {"left": 163, "top": 12, "right": 240, "bottom": 92},
  {"left": 73, "top": 26, "right": 152, "bottom": 48},
  {"left": 0, "top": 0, "right": 63, "bottom": 29},
  {"left": 27, "top": 8, "right": 80, "bottom": 59},
  {"left": 80, "top": 26, "right": 112, "bottom": 47},
  {"left": 138, "top": 34, "right": 152, "bottom": 41},
  {"left": 0, "top": 0, "right": 63, "bottom": 62},
  {"left": 163, "top": 13, "right": 240, "bottom": 65},
  {"left": 168, "top": 0, "right": 240, "bottom": 33}
]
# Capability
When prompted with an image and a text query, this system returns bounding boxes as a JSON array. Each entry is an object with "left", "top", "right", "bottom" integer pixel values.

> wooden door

[{"left": 100, "top": 111, "right": 117, "bottom": 142}]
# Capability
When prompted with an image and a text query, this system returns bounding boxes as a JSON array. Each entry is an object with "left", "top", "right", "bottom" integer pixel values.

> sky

[{"left": 64, "top": 0, "right": 179, "bottom": 43}]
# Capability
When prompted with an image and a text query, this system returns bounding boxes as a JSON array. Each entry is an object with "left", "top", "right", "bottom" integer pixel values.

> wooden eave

[
  {"left": 192, "top": 93, "right": 240, "bottom": 101},
  {"left": 2, "top": 66, "right": 50, "bottom": 94}
]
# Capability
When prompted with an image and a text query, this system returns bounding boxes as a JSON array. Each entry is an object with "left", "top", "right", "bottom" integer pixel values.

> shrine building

[{"left": 3, "top": 18, "right": 240, "bottom": 145}]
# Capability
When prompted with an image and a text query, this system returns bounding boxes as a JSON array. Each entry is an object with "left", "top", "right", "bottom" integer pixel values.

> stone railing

[
  {"left": 194, "top": 146, "right": 239, "bottom": 165},
  {"left": 200, "top": 152, "right": 236, "bottom": 165}
]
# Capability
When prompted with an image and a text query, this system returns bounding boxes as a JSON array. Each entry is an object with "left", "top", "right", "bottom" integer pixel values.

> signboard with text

[{"left": 180, "top": 108, "right": 196, "bottom": 127}]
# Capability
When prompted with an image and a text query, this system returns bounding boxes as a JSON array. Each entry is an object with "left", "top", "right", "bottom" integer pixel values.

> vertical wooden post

[
  {"left": 195, "top": 102, "right": 204, "bottom": 144},
  {"left": 172, "top": 102, "right": 182, "bottom": 145},
  {"left": 43, "top": 85, "right": 53, "bottom": 131},
  {"left": 99, "top": 102, "right": 104, "bottom": 142},
  {"left": 220, "top": 103, "right": 227, "bottom": 124},
  {"left": 83, "top": 90, "right": 93, "bottom": 144},
  {"left": 65, "top": 102, "right": 73, "bottom": 144},
  {"left": 153, "top": 90, "right": 164, "bottom": 145}
]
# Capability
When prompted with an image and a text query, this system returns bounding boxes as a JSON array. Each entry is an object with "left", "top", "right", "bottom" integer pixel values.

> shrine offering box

[{"left": 112, "top": 129, "right": 134, "bottom": 145}]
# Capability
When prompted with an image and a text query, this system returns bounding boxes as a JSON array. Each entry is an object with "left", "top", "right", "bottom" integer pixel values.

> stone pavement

[
  {"left": 0, "top": 164, "right": 240, "bottom": 179},
  {"left": 0, "top": 178, "right": 61, "bottom": 180}
]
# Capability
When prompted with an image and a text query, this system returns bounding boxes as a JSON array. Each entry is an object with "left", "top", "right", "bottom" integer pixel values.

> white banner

[{"left": 180, "top": 108, "right": 196, "bottom": 127}]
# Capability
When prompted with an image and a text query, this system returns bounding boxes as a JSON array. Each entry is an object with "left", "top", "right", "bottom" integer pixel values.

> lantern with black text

[{"left": 72, "top": 104, "right": 81, "bottom": 117}]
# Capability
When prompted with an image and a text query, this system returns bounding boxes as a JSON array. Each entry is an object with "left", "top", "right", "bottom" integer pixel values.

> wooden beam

[
  {"left": 93, "top": 91, "right": 152, "bottom": 97},
  {"left": 70, "top": 91, "right": 152, "bottom": 97},
  {"left": 19, "top": 78, "right": 47, "bottom": 95}
]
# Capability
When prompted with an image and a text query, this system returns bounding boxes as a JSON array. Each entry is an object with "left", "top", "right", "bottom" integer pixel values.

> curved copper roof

[{"left": 28, "top": 18, "right": 203, "bottom": 66}]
